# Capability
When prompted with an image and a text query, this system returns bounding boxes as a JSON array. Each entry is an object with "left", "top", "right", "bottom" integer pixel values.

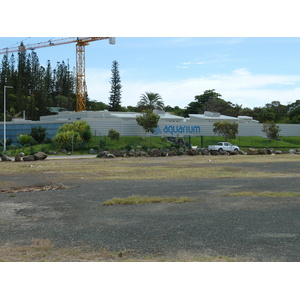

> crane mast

[{"left": 0, "top": 37, "right": 115, "bottom": 112}]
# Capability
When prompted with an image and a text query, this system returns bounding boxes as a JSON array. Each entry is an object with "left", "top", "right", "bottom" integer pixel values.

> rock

[
  {"left": 34, "top": 152, "right": 47, "bottom": 160},
  {"left": 228, "top": 150, "right": 238, "bottom": 155},
  {"left": 210, "top": 150, "right": 220, "bottom": 156},
  {"left": 135, "top": 151, "right": 148, "bottom": 157},
  {"left": 258, "top": 148, "right": 267, "bottom": 155},
  {"left": 106, "top": 153, "right": 115, "bottom": 158},
  {"left": 23, "top": 155, "right": 35, "bottom": 161},
  {"left": 15, "top": 152, "right": 25, "bottom": 162},
  {"left": 148, "top": 148, "right": 161, "bottom": 157},
  {"left": 275, "top": 150, "right": 282, "bottom": 154},
  {"left": 187, "top": 149, "right": 198, "bottom": 156},
  {"left": 200, "top": 149, "right": 210, "bottom": 155},
  {"left": 111, "top": 150, "right": 127, "bottom": 157},
  {"left": 247, "top": 148, "right": 258, "bottom": 155},
  {"left": 1, "top": 155, "right": 12, "bottom": 161},
  {"left": 97, "top": 151, "right": 110, "bottom": 158}
]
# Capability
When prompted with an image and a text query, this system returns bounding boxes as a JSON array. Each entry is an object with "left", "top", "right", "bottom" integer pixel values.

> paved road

[{"left": 1, "top": 166, "right": 300, "bottom": 261}]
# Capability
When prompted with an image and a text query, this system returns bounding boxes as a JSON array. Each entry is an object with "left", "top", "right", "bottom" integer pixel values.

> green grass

[
  {"left": 191, "top": 136, "right": 300, "bottom": 151},
  {"left": 4, "top": 135, "right": 300, "bottom": 156},
  {"left": 102, "top": 195, "right": 196, "bottom": 205},
  {"left": 228, "top": 191, "right": 300, "bottom": 197}
]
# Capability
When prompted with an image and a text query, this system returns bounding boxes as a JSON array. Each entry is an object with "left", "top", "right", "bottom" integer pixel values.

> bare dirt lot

[{"left": 1, "top": 154, "right": 300, "bottom": 261}]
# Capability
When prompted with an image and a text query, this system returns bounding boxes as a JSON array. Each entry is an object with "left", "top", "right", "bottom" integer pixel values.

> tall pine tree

[{"left": 108, "top": 60, "right": 122, "bottom": 111}]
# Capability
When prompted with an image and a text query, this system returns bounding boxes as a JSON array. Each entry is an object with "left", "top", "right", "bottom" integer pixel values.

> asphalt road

[{"left": 1, "top": 163, "right": 300, "bottom": 261}]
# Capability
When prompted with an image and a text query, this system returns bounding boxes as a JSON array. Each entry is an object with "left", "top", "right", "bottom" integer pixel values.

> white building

[
  {"left": 2, "top": 110, "right": 299, "bottom": 141},
  {"left": 39, "top": 109, "right": 279, "bottom": 138}
]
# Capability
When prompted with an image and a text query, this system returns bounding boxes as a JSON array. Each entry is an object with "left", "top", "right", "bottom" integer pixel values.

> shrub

[
  {"left": 30, "top": 126, "right": 47, "bottom": 144},
  {"left": 17, "top": 134, "right": 35, "bottom": 147},
  {"left": 108, "top": 129, "right": 120, "bottom": 141}
]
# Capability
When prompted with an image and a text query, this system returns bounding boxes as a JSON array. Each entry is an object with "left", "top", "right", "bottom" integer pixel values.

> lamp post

[{"left": 3, "top": 86, "right": 13, "bottom": 153}]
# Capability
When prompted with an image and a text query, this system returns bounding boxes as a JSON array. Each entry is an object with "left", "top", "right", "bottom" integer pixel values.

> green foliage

[
  {"left": 17, "top": 134, "right": 35, "bottom": 146},
  {"left": 136, "top": 111, "right": 160, "bottom": 135},
  {"left": 30, "top": 126, "right": 47, "bottom": 144},
  {"left": 108, "top": 60, "right": 122, "bottom": 111},
  {"left": 53, "top": 130, "right": 82, "bottom": 150},
  {"left": 53, "top": 121, "right": 91, "bottom": 149},
  {"left": 213, "top": 121, "right": 239, "bottom": 141},
  {"left": 262, "top": 121, "right": 281, "bottom": 140},
  {"left": 1, "top": 49, "right": 76, "bottom": 120},
  {"left": 137, "top": 92, "right": 164, "bottom": 111},
  {"left": 108, "top": 129, "right": 120, "bottom": 141}
]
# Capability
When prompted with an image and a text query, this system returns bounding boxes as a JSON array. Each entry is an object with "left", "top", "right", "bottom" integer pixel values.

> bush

[
  {"left": 17, "top": 134, "right": 35, "bottom": 147},
  {"left": 108, "top": 129, "right": 120, "bottom": 141},
  {"left": 30, "top": 126, "right": 47, "bottom": 144}
]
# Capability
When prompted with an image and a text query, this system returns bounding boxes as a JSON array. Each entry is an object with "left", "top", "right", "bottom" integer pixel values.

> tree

[
  {"left": 185, "top": 89, "right": 222, "bottom": 116},
  {"left": 137, "top": 92, "right": 164, "bottom": 111},
  {"left": 213, "top": 121, "right": 239, "bottom": 141},
  {"left": 262, "top": 121, "right": 281, "bottom": 140},
  {"left": 136, "top": 111, "right": 160, "bottom": 136},
  {"left": 108, "top": 60, "right": 122, "bottom": 111},
  {"left": 30, "top": 126, "right": 47, "bottom": 144}
]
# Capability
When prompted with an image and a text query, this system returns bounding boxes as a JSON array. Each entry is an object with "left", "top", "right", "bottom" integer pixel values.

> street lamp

[{"left": 3, "top": 86, "right": 13, "bottom": 153}]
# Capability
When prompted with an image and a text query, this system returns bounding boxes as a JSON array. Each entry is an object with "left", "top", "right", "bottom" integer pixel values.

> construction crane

[{"left": 0, "top": 37, "right": 116, "bottom": 112}]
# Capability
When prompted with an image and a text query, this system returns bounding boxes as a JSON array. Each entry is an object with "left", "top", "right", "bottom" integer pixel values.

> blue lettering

[{"left": 162, "top": 125, "right": 200, "bottom": 135}]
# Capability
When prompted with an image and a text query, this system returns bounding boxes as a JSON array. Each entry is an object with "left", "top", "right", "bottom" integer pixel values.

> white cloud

[{"left": 86, "top": 68, "right": 300, "bottom": 108}]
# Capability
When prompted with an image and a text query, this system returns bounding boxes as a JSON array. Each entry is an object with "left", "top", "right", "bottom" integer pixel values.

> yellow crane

[{"left": 0, "top": 37, "right": 116, "bottom": 112}]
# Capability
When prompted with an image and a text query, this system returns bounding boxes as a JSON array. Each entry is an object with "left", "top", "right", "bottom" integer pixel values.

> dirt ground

[{"left": 1, "top": 156, "right": 300, "bottom": 261}]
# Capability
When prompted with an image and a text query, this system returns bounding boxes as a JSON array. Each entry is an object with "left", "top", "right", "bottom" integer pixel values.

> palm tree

[
  {"left": 137, "top": 92, "right": 164, "bottom": 111},
  {"left": 6, "top": 108, "right": 23, "bottom": 121}
]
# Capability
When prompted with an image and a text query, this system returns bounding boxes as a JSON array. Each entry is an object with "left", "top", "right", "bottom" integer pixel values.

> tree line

[
  {"left": 1, "top": 45, "right": 300, "bottom": 124},
  {"left": 0, "top": 42, "right": 77, "bottom": 121}
]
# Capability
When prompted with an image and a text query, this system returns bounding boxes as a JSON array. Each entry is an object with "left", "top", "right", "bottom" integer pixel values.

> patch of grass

[
  {"left": 102, "top": 195, "right": 196, "bottom": 205},
  {"left": 1, "top": 155, "right": 300, "bottom": 184},
  {"left": 0, "top": 239, "right": 251, "bottom": 262},
  {"left": 228, "top": 191, "right": 300, "bottom": 197}
]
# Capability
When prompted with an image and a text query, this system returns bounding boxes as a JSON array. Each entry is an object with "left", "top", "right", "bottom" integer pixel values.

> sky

[
  {"left": 1, "top": 0, "right": 300, "bottom": 112},
  {"left": 1, "top": 36, "right": 300, "bottom": 110}
]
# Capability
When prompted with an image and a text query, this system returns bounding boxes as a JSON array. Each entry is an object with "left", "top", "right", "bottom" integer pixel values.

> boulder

[
  {"left": 148, "top": 148, "right": 161, "bottom": 157},
  {"left": 15, "top": 152, "right": 25, "bottom": 162},
  {"left": 111, "top": 150, "right": 127, "bottom": 157},
  {"left": 97, "top": 151, "right": 110, "bottom": 158},
  {"left": 34, "top": 152, "right": 47, "bottom": 160},
  {"left": 247, "top": 148, "right": 258, "bottom": 155},
  {"left": 135, "top": 151, "right": 148, "bottom": 157},
  {"left": 258, "top": 148, "right": 267, "bottom": 155},
  {"left": 1, "top": 155, "right": 12, "bottom": 162},
  {"left": 228, "top": 150, "right": 238, "bottom": 155},
  {"left": 187, "top": 149, "right": 198, "bottom": 156},
  {"left": 23, "top": 155, "right": 35, "bottom": 161}
]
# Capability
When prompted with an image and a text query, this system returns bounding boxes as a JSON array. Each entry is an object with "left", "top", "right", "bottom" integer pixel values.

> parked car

[{"left": 208, "top": 142, "right": 240, "bottom": 152}]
